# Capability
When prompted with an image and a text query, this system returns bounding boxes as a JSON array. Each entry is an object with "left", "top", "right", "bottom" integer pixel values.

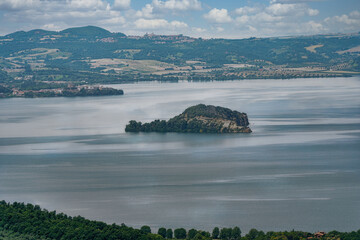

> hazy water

[{"left": 0, "top": 77, "right": 360, "bottom": 233}]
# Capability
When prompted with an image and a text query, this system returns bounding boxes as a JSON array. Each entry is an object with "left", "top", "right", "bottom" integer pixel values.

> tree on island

[{"left": 125, "top": 104, "right": 252, "bottom": 134}]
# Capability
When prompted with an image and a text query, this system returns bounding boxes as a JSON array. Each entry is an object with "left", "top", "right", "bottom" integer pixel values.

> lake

[{"left": 0, "top": 77, "right": 359, "bottom": 233}]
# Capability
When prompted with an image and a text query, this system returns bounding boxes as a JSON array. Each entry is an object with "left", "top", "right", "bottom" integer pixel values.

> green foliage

[
  {"left": 231, "top": 227, "right": 241, "bottom": 240},
  {"left": 60, "top": 26, "right": 115, "bottom": 38},
  {"left": 0, "top": 69, "right": 13, "bottom": 84},
  {"left": 182, "top": 104, "right": 248, "bottom": 125},
  {"left": 125, "top": 104, "right": 250, "bottom": 133},
  {"left": 0, "top": 228, "right": 49, "bottom": 240},
  {"left": 158, "top": 228, "right": 167, "bottom": 238},
  {"left": 0, "top": 85, "right": 12, "bottom": 95},
  {"left": 19, "top": 81, "right": 66, "bottom": 91},
  {"left": 188, "top": 229, "right": 198, "bottom": 239},
  {"left": 174, "top": 228, "right": 187, "bottom": 239},
  {"left": 212, "top": 227, "right": 219, "bottom": 239},
  {"left": 166, "top": 229, "right": 173, "bottom": 239},
  {"left": 220, "top": 228, "right": 232, "bottom": 240},
  {"left": 1, "top": 200, "right": 360, "bottom": 240},
  {"left": 24, "top": 61, "right": 32, "bottom": 74},
  {"left": 0, "top": 200, "right": 162, "bottom": 240},
  {"left": 141, "top": 226, "right": 152, "bottom": 234},
  {"left": 22, "top": 87, "right": 123, "bottom": 98},
  {"left": 246, "top": 229, "right": 265, "bottom": 240}
]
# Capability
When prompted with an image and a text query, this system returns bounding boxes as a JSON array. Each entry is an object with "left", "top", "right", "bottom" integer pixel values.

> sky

[{"left": 0, "top": 0, "right": 359, "bottom": 38}]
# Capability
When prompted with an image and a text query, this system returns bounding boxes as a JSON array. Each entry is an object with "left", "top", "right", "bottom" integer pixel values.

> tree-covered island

[
  {"left": 0, "top": 84, "right": 124, "bottom": 98},
  {"left": 125, "top": 104, "right": 252, "bottom": 133}
]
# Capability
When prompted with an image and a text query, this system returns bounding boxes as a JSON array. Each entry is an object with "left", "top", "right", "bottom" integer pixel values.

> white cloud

[
  {"left": 0, "top": 0, "right": 357, "bottom": 39},
  {"left": 171, "top": 20, "right": 188, "bottom": 28},
  {"left": 0, "top": 0, "right": 40, "bottom": 10},
  {"left": 255, "top": 12, "right": 283, "bottom": 22},
  {"left": 232, "top": 1, "right": 326, "bottom": 38},
  {"left": 66, "top": 0, "right": 107, "bottom": 10},
  {"left": 113, "top": 0, "right": 131, "bottom": 10},
  {"left": 216, "top": 27, "right": 224, "bottom": 32},
  {"left": 232, "top": 1, "right": 323, "bottom": 38},
  {"left": 134, "top": 18, "right": 188, "bottom": 30},
  {"left": 100, "top": 16, "right": 126, "bottom": 25},
  {"left": 204, "top": 8, "right": 232, "bottom": 23},
  {"left": 303, "top": 20, "right": 324, "bottom": 32},
  {"left": 350, "top": 11, "right": 360, "bottom": 18},
  {"left": 307, "top": 8, "right": 319, "bottom": 16},
  {"left": 266, "top": 3, "right": 298, "bottom": 15},
  {"left": 248, "top": 26, "right": 258, "bottom": 33},
  {"left": 192, "top": 27, "right": 206, "bottom": 33},
  {"left": 324, "top": 11, "right": 360, "bottom": 31},
  {"left": 271, "top": 0, "right": 324, "bottom": 3},
  {"left": 266, "top": 3, "right": 318, "bottom": 16},
  {"left": 0, "top": 0, "right": 128, "bottom": 35},
  {"left": 235, "top": 15, "right": 250, "bottom": 24},
  {"left": 152, "top": 0, "right": 202, "bottom": 11},
  {"left": 135, "top": 4, "right": 155, "bottom": 18},
  {"left": 42, "top": 23, "right": 63, "bottom": 31},
  {"left": 235, "top": 6, "right": 259, "bottom": 15},
  {"left": 134, "top": 0, "right": 202, "bottom": 20}
]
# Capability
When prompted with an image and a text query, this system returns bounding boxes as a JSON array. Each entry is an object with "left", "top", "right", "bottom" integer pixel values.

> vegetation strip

[{"left": 1, "top": 201, "right": 360, "bottom": 240}]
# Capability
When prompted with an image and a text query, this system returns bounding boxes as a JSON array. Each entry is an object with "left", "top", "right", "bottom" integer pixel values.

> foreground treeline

[{"left": 1, "top": 201, "right": 360, "bottom": 240}]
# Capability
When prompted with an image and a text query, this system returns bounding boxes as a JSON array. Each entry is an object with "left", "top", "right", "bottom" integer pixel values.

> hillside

[
  {"left": 125, "top": 104, "right": 252, "bottom": 133},
  {"left": 0, "top": 26, "right": 359, "bottom": 91}
]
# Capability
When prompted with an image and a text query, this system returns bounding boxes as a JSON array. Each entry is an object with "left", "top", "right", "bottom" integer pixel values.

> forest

[{"left": 1, "top": 201, "right": 360, "bottom": 240}]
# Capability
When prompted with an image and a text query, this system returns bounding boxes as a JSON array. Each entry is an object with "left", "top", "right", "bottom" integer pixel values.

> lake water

[{"left": 0, "top": 77, "right": 360, "bottom": 233}]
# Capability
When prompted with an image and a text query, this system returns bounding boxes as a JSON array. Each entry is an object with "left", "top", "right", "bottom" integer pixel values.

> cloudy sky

[{"left": 0, "top": 0, "right": 359, "bottom": 38}]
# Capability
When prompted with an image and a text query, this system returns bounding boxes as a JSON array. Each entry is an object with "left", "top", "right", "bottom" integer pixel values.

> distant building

[{"left": 314, "top": 231, "right": 326, "bottom": 238}]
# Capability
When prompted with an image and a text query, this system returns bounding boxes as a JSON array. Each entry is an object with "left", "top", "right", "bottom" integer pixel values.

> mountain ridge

[
  {"left": 0, "top": 25, "right": 359, "bottom": 89},
  {"left": 2, "top": 25, "right": 360, "bottom": 40},
  {"left": 4, "top": 26, "right": 126, "bottom": 39}
]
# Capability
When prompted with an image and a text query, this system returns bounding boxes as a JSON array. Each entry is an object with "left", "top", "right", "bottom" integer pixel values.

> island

[
  {"left": 0, "top": 84, "right": 124, "bottom": 98},
  {"left": 125, "top": 104, "right": 252, "bottom": 133}
]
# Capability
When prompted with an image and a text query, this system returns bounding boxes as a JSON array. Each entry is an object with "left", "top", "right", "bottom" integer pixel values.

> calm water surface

[{"left": 0, "top": 78, "right": 360, "bottom": 233}]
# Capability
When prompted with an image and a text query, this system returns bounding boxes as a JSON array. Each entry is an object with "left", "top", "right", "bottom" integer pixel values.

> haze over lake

[{"left": 0, "top": 77, "right": 359, "bottom": 233}]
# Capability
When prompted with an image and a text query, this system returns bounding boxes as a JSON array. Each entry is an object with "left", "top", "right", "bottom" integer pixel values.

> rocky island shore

[{"left": 125, "top": 104, "right": 252, "bottom": 133}]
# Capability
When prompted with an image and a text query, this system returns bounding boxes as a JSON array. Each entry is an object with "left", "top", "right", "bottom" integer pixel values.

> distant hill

[
  {"left": 60, "top": 25, "right": 118, "bottom": 37},
  {"left": 4, "top": 26, "right": 126, "bottom": 40},
  {"left": 0, "top": 26, "right": 359, "bottom": 87},
  {"left": 5, "top": 29, "right": 57, "bottom": 39}
]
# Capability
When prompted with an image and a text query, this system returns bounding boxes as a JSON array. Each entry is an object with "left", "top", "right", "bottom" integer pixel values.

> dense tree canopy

[
  {"left": 174, "top": 228, "right": 186, "bottom": 239},
  {"left": 158, "top": 228, "right": 166, "bottom": 238},
  {"left": 1, "top": 201, "right": 360, "bottom": 240},
  {"left": 125, "top": 104, "right": 251, "bottom": 134},
  {"left": 0, "top": 201, "right": 159, "bottom": 240}
]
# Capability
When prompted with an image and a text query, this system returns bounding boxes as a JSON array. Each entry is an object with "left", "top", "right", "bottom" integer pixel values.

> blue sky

[{"left": 0, "top": 0, "right": 359, "bottom": 38}]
